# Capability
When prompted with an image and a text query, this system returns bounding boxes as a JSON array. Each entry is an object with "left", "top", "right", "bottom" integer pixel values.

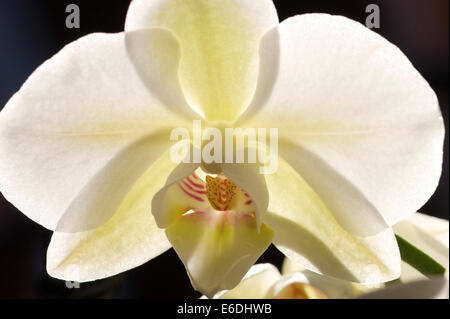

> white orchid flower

[
  {"left": 209, "top": 258, "right": 382, "bottom": 299},
  {"left": 208, "top": 263, "right": 356, "bottom": 299},
  {"left": 281, "top": 259, "right": 380, "bottom": 298},
  {"left": 209, "top": 262, "right": 448, "bottom": 299},
  {"left": 359, "top": 278, "right": 449, "bottom": 299},
  {"left": 0, "top": 0, "right": 444, "bottom": 297}
]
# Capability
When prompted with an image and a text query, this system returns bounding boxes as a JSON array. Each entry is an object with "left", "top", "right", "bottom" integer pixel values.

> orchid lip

[{"left": 152, "top": 169, "right": 273, "bottom": 296}]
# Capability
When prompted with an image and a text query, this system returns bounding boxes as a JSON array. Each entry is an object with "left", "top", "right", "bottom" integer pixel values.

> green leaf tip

[{"left": 395, "top": 234, "right": 446, "bottom": 278}]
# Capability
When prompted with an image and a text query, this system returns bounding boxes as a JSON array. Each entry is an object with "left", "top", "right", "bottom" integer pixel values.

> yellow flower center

[{"left": 205, "top": 175, "right": 237, "bottom": 211}]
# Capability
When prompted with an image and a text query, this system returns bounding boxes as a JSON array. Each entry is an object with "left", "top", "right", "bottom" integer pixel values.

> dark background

[{"left": 0, "top": 0, "right": 448, "bottom": 298}]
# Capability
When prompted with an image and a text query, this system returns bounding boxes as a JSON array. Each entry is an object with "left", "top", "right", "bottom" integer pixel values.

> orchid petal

[
  {"left": 280, "top": 264, "right": 358, "bottom": 298},
  {"left": 393, "top": 213, "right": 449, "bottom": 281},
  {"left": 236, "top": 27, "right": 280, "bottom": 124},
  {"left": 242, "top": 14, "right": 444, "bottom": 230},
  {"left": 222, "top": 162, "right": 269, "bottom": 231},
  {"left": 359, "top": 278, "right": 449, "bottom": 299},
  {"left": 152, "top": 166, "right": 207, "bottom": 229},
  {"left": 165, "top": 209, "right": 274, "bottom": 297},
  {"left": 214, "top": 264, "right": 281, "bottom": 299},
  {"left": 278, "top": 141, "right": 388, "bottom": 236},
  {"left": 47, "top": 150, "right": 178, "bottom": 281},
  {"left": 0, "top": 32, "right": 188, "bottom": 232},
  {"left": 282, "top": 258, "right": 374, "bottom": 298},
  {"left": 125, "top": 0, "right": 279, "bottom": 121},
  {"left": 125, "top": 28, "right": 197, "bottom": 119},
  {"left": 264, "top": 157, "right": 401, "bottom": 284},
  {"left": 282, "top": 256, "right": 306, "bottom": 275},
  {"left": 268, "top": 273, "right": 327, "bottom": 299}
]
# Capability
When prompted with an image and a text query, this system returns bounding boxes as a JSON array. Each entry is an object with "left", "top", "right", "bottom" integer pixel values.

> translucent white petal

[
  {"left": 282, "top": 257, "right": 380, "bottom": 297},
  {"left": 268, "top": 273, "right": 328, "bottom": 299},
  {"left": 0, "top": 32, "right": 187, "bottom": 231},
  {"left": 125, "top": 28, "right": 197, "bottom": 119},
  {"left": 242, "top": 14, "right": 444, "bottom": 228},
  {"left": 275, "top": 269, "right": 357, "bottom": 299},
  {"left": 47, "top": 150, "right": 177, "bottom": 281},
  {"left": 359, "top": 278, "right": 449, "bottom": 299},
  {"left": 236, "top": 27, "right": 280, "bottom": 123},
  {"left": 282, "top": 256, "right": 306, "bottom": 275},
  {"left": 214, "top": 263, "right": 281, "bottom": 299},
  {"left": 125, "top": 0, "right": 279, "bottom": 121},
  {"left": 279, "top": 142, "right": 388, "bottom": 236},
  {"left": 265, "top": 157, "right": 401, "bottom": 283}
]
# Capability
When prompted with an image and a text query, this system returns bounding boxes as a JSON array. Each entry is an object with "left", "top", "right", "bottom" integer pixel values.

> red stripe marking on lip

[
  {"left": 186, "top": 176, "right": 205, "bottom": 189},
  {"left": 178, "top": 183, "right": 204, "bottom": 202},
  {"left": 182, "top": 180, "right": 206, "bottom": 195},
  {"left": 245, "top": 200, "right": 253, "bottom": 205}
]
